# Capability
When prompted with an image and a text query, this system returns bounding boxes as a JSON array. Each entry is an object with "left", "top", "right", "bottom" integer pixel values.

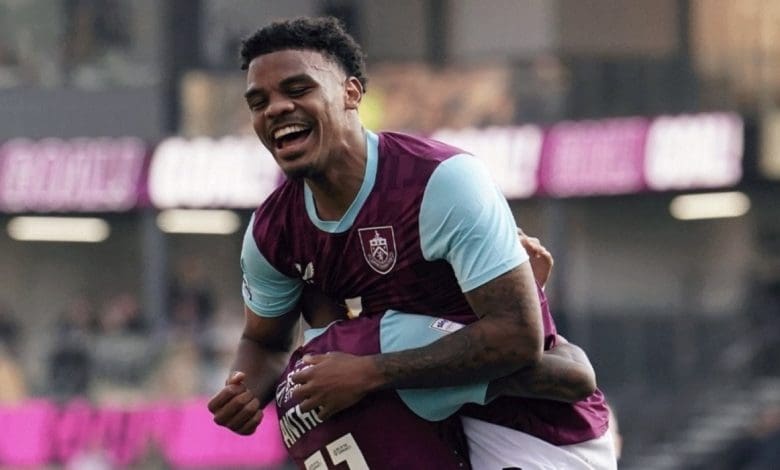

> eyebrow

[
  {"left": 279, "top": 73, "right": 315, "bottom": 87},
  {"left": 244, "top": 73, "right": 315, "bottom": 100}
]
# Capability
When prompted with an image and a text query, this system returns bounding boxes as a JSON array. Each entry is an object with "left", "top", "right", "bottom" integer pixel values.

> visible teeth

[{"left": 273, "top": 124, "right": 309, "bottom": 140}]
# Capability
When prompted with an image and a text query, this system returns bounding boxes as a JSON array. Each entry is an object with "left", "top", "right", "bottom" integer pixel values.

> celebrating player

[{"left": 208, "top": 16, "right": 616, "bottom": 469}]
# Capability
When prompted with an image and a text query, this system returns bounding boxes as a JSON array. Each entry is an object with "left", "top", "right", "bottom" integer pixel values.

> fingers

[
  {"left": 224, "top": 396, "right": 261, "bottom": 431},
  {"left": 299, "top": 398, "right": 332, "bottom": 420},
  {"left": 315, "top": 405, "right": 333, "bottom": 421},
  {"left": 517, "top": 228, "right": 542, "bottom": 253},
  {"left": 227, "top": 371, "right": 246, "bottom": 385},
  {"left": 290, "top": 355, "right": 325, "bottom": 385},
  {"left": 208, "top": 371, "right": 263, "bottom": 435},
  {"left": 298, "top": 396, "right": 321, "bottom": 414},
  {"left": 290, "top": 359, "right": 322, "bottom": 411},
  {"left": 517, "top": 227, "right": 545, "bottom": 251},
  {"left": 292, "top": 385, "right": 332, "bottom": 419},
  {"left": 301, "top": 353, "right": 328, "bottom": 366},
  {"left": 523, "top": 237, "right": 551, "bottom": 260},
  {"left": 521, "top": 236, "right": 541, "bottom": 251},
  {"left": 291, "top": 380, "right": 313, "bottom": 404},
  {"left": 212, "top": 388, "right": 255, "bottom": 426},
  {"left": 207, "top": 381, "right": 246, "bottom": 414},
  {"left": 292, "top": 353, "right": 330, "bottom": 383},
  {"left": 291, "top": 367, "right": 312, "bottom": 387},
  {"left": 236, "top": 409, "right": 264, "bottom": 435}
]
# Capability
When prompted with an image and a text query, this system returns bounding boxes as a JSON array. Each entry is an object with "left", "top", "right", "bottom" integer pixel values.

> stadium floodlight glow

[
  {"left": 7, "top": 217, "right": 110, "bottom": 242},
  {"left": 156, "top": 209, "right": 241, "bottom": 234},
  {"left": 669, "top": 191, "right": 751, "bottom": 221}
]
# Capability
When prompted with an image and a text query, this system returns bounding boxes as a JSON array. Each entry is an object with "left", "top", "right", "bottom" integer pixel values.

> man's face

[{"left": 244, "top": 49, "right": 354, "bottom": 179}]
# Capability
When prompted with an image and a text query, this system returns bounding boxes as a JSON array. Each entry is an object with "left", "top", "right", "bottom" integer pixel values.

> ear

[{"left": 344, "top": 76, "right": 363, "bottom": 110}]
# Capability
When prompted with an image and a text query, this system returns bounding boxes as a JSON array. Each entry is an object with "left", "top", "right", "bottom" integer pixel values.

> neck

[{"left": 306, "top": 123, "right": 367, "bottom": 221}]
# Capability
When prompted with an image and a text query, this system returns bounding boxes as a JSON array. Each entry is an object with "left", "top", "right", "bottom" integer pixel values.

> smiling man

[{"left": 207, "top": 16, "right": 615, "bottom": 470}]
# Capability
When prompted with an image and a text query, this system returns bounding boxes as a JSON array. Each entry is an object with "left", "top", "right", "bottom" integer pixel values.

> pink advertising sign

[
  {"left": 0, "top": 137, "right": 148, "bottom": 212},
  {"left": 0, "top": 399, "right": 287, "bottom": 468},
  {"left": 538, "top": 117, "right": 650, "bottom": 197}
]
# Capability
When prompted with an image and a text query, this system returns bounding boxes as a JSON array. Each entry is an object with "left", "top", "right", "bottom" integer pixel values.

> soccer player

[
  {"left": 273, "top": 234, "right": 610, "bottom": 469},
  {"left": 207, "top": 16, "right": 615, "bottom": 469}
]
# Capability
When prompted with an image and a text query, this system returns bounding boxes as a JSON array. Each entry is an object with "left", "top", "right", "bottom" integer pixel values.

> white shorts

[{"left": 462, "top": 416, "right": 618, "bottom": 470}]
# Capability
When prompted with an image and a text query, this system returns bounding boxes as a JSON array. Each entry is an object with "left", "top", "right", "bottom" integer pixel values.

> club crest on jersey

[{"left": 358, "top": 226, "right": 397, "bottom": 274}]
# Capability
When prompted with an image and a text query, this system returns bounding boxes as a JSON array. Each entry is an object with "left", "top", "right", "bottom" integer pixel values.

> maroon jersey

[
  {"left": 253, "top": 132, "right": 475, "bottom": 323},
  {"left": 252, "top": 131, "right": 608, "bottom": 450},
  {"left": 275, "top": 315, "right": 470, "bottom": 469}
]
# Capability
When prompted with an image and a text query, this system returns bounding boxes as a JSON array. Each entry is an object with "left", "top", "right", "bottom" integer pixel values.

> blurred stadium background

[{"left": 0, "top": 0, "right": 779, "bottom": 469}]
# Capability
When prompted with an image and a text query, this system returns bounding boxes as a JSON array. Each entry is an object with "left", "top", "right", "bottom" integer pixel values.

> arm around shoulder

[
  {"left": 486, "top": 338, "right": 597, "bottom": 403},
  {"left": 369, "top": 263, "right": 544, "bottom": 391}
]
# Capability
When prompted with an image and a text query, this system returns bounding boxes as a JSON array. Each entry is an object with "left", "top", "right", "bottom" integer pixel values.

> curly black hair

[{"left": 239, "top": 16, "right": 368, "bottom": 91}]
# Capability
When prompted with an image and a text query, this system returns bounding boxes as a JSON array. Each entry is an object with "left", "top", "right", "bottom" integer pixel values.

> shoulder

[
  {"left": 255, "top": 178, "right": 300, "bottom": 216},
  {"left": 420, "top": 153, "right": 507, "bottom": 243},
  {"left": 249, "top": 179, "right": 302, "bottom": 267},
  {"left": 426, "top": 153, "right": 496, "bottom": 200},
  {"left": 378, "top": 131, "right": 469, "bottom": 164},
  {"left": 253, "top": 179, "right": 300, "bottom": 235}
]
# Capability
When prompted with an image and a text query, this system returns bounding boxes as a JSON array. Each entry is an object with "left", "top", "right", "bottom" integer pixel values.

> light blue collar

[{"left": 304, "top": 130, "right": 378, "bottom": 233}]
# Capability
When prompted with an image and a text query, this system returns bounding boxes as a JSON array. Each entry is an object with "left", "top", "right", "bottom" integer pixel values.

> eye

[
  {"left": 248, "top": 99, "right": 267, "bottom": 111},
  {"left": 287, "top": 87, "right": 309, "bottom": 97}
]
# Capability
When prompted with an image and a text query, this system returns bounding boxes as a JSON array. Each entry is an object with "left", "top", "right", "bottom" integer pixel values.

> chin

[
  {"left": 283, "top": 168, "right": 306, "bottom": 180},
  {"left": 283, "top": 163, "right": 318, "bottom": 180}
]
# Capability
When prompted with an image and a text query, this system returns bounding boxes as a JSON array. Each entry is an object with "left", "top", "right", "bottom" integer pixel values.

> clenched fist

[{"left": 207, "top": 371, "right": 264, "bottom": 435}]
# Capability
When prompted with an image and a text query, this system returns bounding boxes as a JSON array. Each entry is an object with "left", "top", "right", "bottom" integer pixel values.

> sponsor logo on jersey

[
  {"left": 429, "top": 318, "right": 464, "bottom": 334},
  {"left": 358, "top": 226, "right": 397, "bottom": 274}
]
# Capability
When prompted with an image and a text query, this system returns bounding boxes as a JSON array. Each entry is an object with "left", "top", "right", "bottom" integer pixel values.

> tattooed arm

[
  {"left": 370, "top": 264, "right": 543, "bottom": 389},
  {"left": 291, "top": 263, "right": 544, "bottom": 418},
  {"left": 486, "top": 336, "right": 596, "bottom": 403}
]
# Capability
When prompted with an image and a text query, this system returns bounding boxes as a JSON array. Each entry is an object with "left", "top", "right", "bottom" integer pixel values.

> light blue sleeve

[
  {"left": 380, "top": 310, "right": 489, "bottom": 421},
  {"left": 420, "top": 154, "right": 528, "bottom": 292},
  {"left": 240, "top": 215, "right": 303, "bottom": 317}
]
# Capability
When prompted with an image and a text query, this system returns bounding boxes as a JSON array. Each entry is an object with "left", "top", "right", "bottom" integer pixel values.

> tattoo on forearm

[
  {"left": 489, "top": 348, "right": 594, "bottom": 402},
  {"left": 375, "top": 268, "right": 543, "bottom": 389}
]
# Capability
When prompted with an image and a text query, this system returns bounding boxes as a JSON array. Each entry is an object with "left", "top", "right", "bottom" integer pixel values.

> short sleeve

[
  {"left": 419, "top": 154, "right": 528, "bottom": 292},
  {"left": 379, "top": 310, "right": 489, "bottom": 421},
  {"left": 241, "top": 214, "right": 303, "bottom": 317}
]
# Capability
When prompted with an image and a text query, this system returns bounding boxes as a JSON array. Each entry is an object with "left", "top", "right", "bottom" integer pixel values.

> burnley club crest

[{"left": 358, "top": 226, "right": 397, "bottom": 274}]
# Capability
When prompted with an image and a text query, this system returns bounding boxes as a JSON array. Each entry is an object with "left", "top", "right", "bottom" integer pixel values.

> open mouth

[{"left": 273, "top": 124, "right": 313, "bottom": 151}]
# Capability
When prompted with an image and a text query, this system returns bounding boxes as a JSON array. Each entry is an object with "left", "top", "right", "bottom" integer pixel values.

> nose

[{"left": 264, "top": 95, "right": 295, "bottom": 119}]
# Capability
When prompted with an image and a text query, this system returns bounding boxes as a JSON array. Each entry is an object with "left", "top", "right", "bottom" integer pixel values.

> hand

[
  {"left": 207, "top": 371, "right": 264, "bottom": 435},
  {"left": 518, "top": 228, "right": 554, "bottom": 287},
  {"left": 291, "top": 352, "right": 379, "bottom": 420}
]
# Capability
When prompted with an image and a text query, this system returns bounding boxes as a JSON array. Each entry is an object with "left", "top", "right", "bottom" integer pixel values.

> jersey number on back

[{"left": 304, "top": 433, "right": 368, "bottom": 470}]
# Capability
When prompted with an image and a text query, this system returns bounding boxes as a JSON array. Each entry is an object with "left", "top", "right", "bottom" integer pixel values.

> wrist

[{"left": 362, "top": 354, "right": 387, "bottom": 392}]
